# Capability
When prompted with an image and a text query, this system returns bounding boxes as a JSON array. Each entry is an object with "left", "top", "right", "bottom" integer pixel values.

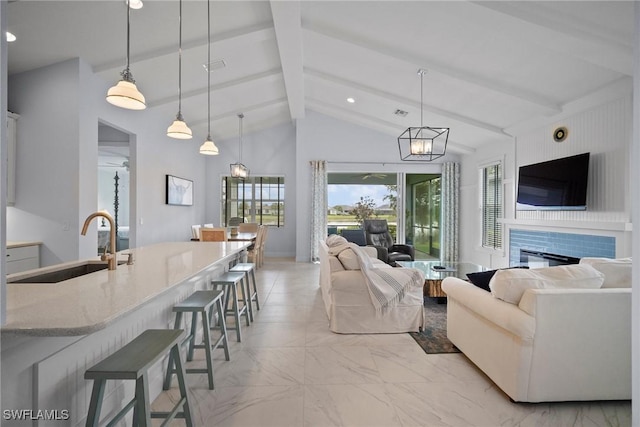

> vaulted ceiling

[{"left": 6, "top": 1, "right": 634, "bottom": 155}]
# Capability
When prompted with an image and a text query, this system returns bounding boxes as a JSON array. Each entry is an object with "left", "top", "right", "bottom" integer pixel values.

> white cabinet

[
  {"left": 6, "top": 112, "right": 19, "bottom": 206},
  {"left": 6, "top": 244, "right": 40, "bottom": 275}
]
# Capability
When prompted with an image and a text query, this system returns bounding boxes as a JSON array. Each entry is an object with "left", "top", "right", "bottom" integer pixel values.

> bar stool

[
  {"left": 229, "top": 263, "right": 260, "bottom": 322},
  {"left": 210, "top": 272, "right": 250, "bottom": 342},
  {"left": 85, "top": 329, "right": 192, "bottom": 427},
  {"left": 164, "top": 290, "right": 230, "bottom": 391}
]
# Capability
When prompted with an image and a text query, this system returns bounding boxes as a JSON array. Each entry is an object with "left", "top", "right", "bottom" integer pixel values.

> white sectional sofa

[
  {"left": 319, "top": 239, "right": 424, "bottom": 333},
  {"left": 442, "top": 258, "right": 632, "bottom": 403}
]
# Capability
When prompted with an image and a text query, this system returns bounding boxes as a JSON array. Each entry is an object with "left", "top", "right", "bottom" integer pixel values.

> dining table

[{"left": 227, "top": 231, "right": 256, "bottom": 242}]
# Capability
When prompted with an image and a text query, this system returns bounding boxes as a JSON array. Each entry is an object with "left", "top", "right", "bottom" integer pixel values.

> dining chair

[
  {"left": 247, "top": 226, "right": 264, "bottom": 268},
  {"left": 238, "top": 222, "right": 258, "bottom": 233},
  {"left": 200, "top": 227, "right": 228, "bottom": 242}
]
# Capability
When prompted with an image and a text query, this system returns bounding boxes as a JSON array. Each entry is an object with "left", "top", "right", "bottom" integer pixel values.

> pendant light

[
  {"left": 106, "top": 0, "right": 146, "bottom": 110},
  {"left": 397, "top": 69, "right": 448, "bottom": 161},
  {"left": 230, "top": 113, "right": 249, "bottom": 179},
  {"left": 167, "top": 0, "right": 192, "bottom": 139},
  {"left": 199, "top": 0, "right": 219, "bottom": 155}
]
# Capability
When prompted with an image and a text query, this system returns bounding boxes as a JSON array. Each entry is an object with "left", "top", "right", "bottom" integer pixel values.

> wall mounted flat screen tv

[{"left": 516, "top": 152, "right": 590, "bottom": 211}]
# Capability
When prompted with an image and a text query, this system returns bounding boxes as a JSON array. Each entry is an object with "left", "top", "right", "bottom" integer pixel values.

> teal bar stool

[
  {"left": 210, "top": 272, "right": 250, "bottom": 342},
  {"left": 229, "top": 263, "right": 260, "bottom": 322},
  {"left": 164, "top": 290, "right": 230, "bottom": 391},
  {"left": 85, "top": 329, "right": 192, "bottom": 427}
]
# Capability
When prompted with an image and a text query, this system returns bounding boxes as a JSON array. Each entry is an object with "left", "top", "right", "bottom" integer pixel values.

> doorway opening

[{"left": 98, "top": 123, "right": 131, "bottom": 254}]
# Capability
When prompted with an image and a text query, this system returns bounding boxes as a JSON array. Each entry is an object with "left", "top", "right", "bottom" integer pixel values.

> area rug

[{"left": 409, "top": 297, "right": 460, "bottom": 354}]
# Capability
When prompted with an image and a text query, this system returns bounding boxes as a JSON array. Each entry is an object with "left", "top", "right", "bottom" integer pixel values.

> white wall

[
  {"left": 459, "top": 80, "right": 633, "bottom": 269},
  {"left": 204, "top": 120, "right": 297, "bottom": 258},
  {"left": 6, "top": 58, "right": 208, "bottom": 266}
]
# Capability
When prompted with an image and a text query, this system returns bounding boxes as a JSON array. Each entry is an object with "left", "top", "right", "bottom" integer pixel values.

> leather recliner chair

[{"left": 363, "top": 219, "right": 414, "bottom": 265}]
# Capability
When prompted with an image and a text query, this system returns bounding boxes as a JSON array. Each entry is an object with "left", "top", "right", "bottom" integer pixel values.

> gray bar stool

[
  {"left": 85, "top": 329, "right": 192, "bottom": 427},
  {"left": 210, "top": 272, "right": 250, "bottom": 342},
  {"left": 229, "top": 262, "right": 260, "bottom": 322},
  {"left": 164, "top": 290, "right": 230, "bottom": 391}
]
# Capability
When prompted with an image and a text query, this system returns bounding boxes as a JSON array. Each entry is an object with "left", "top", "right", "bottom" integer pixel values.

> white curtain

[
  {"left": 441, "top": 162, "right": 459, "bottom": 262},
  {"left": 310, "top": 160, "right": 327, "bottom": 263}
]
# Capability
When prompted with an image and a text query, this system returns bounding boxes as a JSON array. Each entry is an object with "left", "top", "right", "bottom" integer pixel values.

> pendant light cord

[
  {"left": 206, "top": 0, "right": 211, "bottom": 138},
  {"left": 123, "top": 0, "right": 134, "bottom": 82},
  {"left": 420, "top": 70, "right": 424, "bottom": 128},
  {"left": 238, "top": 114, "right": 244, "bottom": 163},
  {"left": 177, "top": 0, "right": 183, "bottom": 116}
]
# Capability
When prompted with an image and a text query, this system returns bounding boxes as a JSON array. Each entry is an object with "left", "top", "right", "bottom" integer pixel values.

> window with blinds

[
  {"left": 481, "top": 163, "right": 502, "bottom": 249},
  {"left": 222, "top": 176, "right": 285, "bottom": 227}
]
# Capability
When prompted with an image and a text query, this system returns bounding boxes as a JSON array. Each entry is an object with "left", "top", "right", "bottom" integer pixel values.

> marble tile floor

[{"left": 152, "top": 259, "right": 631, "bottom": 427}]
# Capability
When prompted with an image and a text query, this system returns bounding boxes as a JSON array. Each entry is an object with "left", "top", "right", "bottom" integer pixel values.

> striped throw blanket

[{"left": 349, "top": 244, "right": 424, "bottom": 314}]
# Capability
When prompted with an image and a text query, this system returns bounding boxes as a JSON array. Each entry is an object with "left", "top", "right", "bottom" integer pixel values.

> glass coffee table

[{"left": 397, "top": 261, "right": 489, "bottom": 300}]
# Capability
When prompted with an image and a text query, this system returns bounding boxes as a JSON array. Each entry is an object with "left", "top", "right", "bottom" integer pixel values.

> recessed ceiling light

[
  {"left": 128, "top": 0, "right": 143, "bottom": 9},
  {"left": 6, "top": 32, "right": 16, "bottom": 42},
  {"left": 346, "top": 97, "right": 355, "bottom": 103}
]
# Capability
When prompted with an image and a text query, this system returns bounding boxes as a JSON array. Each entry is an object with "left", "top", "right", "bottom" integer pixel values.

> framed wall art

[{"left": 166, "top": 174, "right": 193, "bottom": 206}]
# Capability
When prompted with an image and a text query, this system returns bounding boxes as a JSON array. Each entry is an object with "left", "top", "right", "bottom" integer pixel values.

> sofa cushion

[
  {"left": 338, "top": 248, "right": 360, "bottom": 270},
  {"left": 326, "top": 234, "right": 348, "bottom": 247},
  {"left": 489, "top": 264, "right": 605, "bottom": 304},
  {"left": 579, "top": 257, "right": 632, "bottom": 288},
  {"left": 328, "top": 256, "right": 345, "bottom": 272}
]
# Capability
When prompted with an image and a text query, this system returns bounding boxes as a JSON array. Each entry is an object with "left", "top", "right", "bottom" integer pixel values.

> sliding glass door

[{"left": 405, "top": 174, "right": 441, "bottom": 259}]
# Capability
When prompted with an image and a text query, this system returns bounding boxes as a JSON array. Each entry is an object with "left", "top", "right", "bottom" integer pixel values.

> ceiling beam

[
  {"left": 306, "top": 98, "right": 475, "bottom": 156},
  {"left": 471, "top": 1, "right": 632, "bottom": 76},
  {"left": 305, "top": 68, "right": 508, "bottom": 137},
  {"left": 187, "top": 97, "right": 289, "bottom": 128},
  {"left": 304, "top": 25, "right": 562, "bottom": 116},
  {"left": 148, "top": 68, "right": 282, "bottom": 107},
  {"left": 93, "top": 23, "right": 276, "bottom": 73},
  {"left": 270, "top": 1, "right": 305, "bottom": 119}
]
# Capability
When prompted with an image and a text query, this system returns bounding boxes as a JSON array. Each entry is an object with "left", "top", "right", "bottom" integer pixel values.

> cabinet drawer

[
  {"left": 7, "top": 245, "right": 39, "bottom": 261},
  {"left": 6, "top": 258, "right": 40, "bottom": 275}
]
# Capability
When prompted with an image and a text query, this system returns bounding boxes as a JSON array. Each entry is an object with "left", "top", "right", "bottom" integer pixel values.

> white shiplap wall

[{"left": 516, "top": 95, "right": 631, "bottom": 224}]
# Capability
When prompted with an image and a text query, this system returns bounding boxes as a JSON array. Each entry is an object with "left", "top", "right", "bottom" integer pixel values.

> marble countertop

[
  {"left": 2, "top": 241, "right": 248, "bottom": 336},
  {"left": 7, "top": 241, "right": 42, "bottom": 249}
]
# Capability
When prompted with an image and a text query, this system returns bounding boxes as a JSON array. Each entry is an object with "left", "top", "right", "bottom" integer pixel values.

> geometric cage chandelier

[
  {"left": 230, "top": 113, "right": 249, "bottom": 179},
  {"left": 397, "top": 68, "right": 449, "bottom": 161}
]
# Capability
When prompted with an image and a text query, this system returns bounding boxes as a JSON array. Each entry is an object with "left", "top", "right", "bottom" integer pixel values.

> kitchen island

[{"left": 1, "top": 241, "right": 249, "bottom": 426}]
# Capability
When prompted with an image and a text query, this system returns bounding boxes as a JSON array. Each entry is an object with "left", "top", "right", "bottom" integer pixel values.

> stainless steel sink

[{"left": 8, "top": 261, "right": 127, "bottom": 284}]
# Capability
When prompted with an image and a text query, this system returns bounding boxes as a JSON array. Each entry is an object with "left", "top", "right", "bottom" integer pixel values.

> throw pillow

[
  {"left": 489, "top": 264, "right": 605, "bottom": 304},
  {"left": 579, "top": 257, "right": 632, "bottom": 288},
  {"left": 466, "top": 270, "right": 497, "bottom": 292}
]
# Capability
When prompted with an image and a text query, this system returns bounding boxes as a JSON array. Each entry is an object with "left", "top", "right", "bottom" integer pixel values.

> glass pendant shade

[
  {"left": 167, "top": 116, "right": 193, "bottom": 139},
  {"left": 410, "top": 138, "right": 432, "bottom": 155},
  {"left": 106, "top": 79, "right": 146, "bottom": 110},
  {"left": 199, "top": 136, "right": 219, "bottom": 155}
]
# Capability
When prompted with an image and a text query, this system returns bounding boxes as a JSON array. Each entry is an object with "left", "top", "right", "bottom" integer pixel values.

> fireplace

[{"left": 519, "top": 249, "right": 581, "bottom": 268}]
